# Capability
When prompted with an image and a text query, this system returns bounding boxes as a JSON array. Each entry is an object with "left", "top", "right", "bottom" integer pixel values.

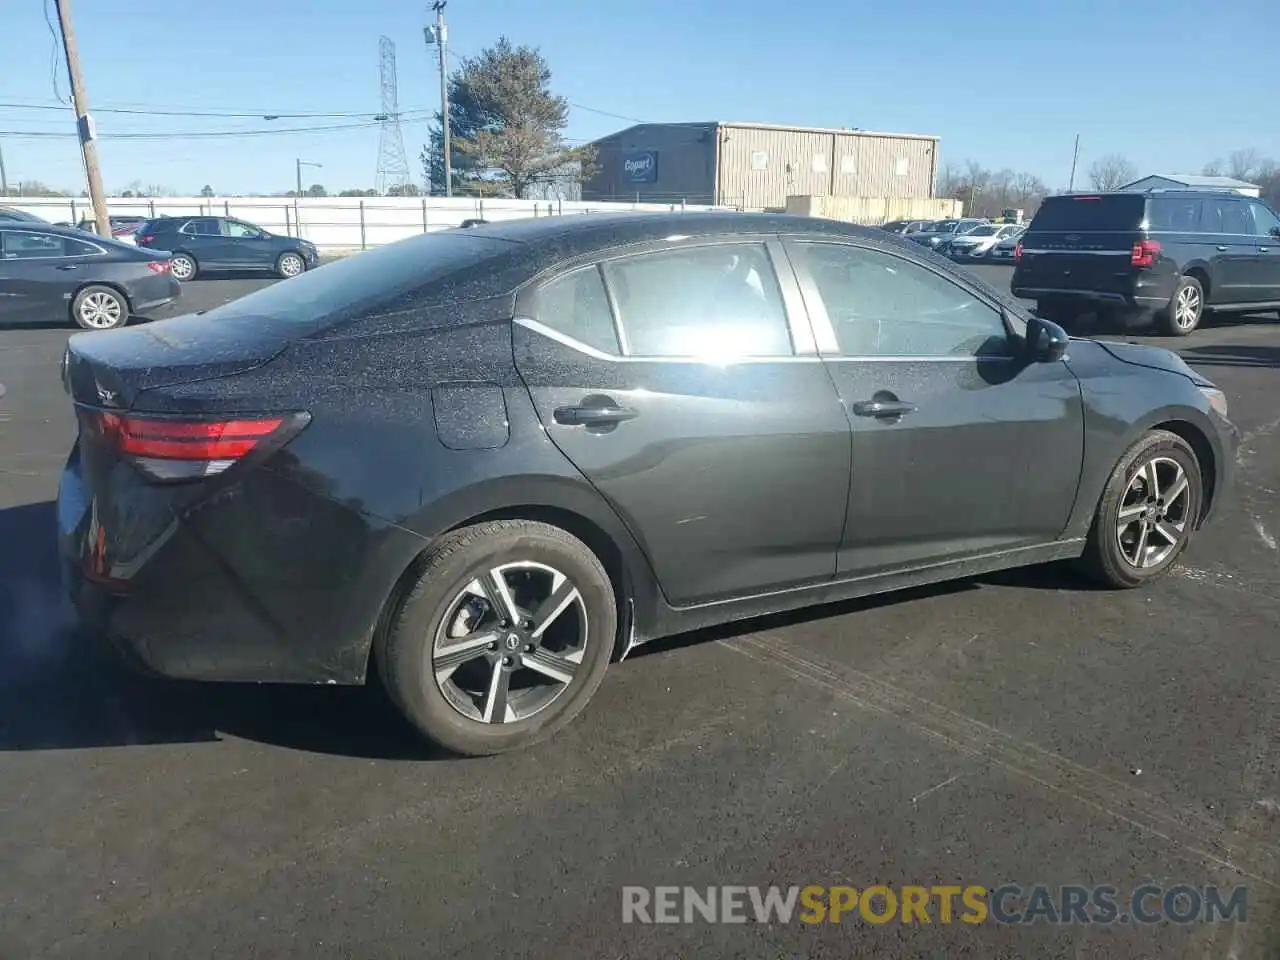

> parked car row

[
  {"left": 0, "top": 214, "right": 317, "bottom": 329},
  {"left": 880, "top": 216, "right": 1026, "bottom": 262}
]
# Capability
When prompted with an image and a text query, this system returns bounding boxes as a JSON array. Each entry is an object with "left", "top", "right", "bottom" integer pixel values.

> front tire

[
  {"left": 71, "top": 285, "right": 129, "bottom": 330},
  {"left": 1077, "top": 430, "right": 1203, "bottom": 588},
  {"left": 1159, "top": 275, "right": 1204, "bottom": 336},
  {"left": 276, "top": 251, "right": 305, "bottom": 279},
  {"left": 377, "top": 519, "right": 617, "bottom": 756}
]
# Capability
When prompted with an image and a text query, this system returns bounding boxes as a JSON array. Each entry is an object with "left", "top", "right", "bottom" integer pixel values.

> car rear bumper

[
  {"left": 1011, "top": 275, "right": 1176, "bottom": 311},
  {"left": 124, "top": 275, "right": 182, "bottom": 314},
  {"left": 57, "top": 448, "right": 424, "bottom": 685}
]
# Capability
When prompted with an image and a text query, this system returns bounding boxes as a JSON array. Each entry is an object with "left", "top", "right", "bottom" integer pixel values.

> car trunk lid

[{"left": 63, "top": 311, "right": 295, "bottom": 411}]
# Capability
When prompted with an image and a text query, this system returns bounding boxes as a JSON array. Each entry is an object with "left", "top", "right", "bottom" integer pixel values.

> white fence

[{"left": 0, "top": 195, "right": 730, "bottom": 252}]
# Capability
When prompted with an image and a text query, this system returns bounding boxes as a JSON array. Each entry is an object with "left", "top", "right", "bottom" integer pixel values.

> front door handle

[
  {"left": 56, "top": 264, "right": 78, "bottom": 271},
  {"left": 1216, "top": 245, "right": 1228, "bottom": 252},
  {"left": 851, "top": 399, "right": 917, "bottom": 419},
  {"left": 554, "top": 402, "right": 638, "bottom": 426}
]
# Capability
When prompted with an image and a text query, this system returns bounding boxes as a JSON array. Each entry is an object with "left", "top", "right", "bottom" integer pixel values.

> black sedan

[
  {"left": 135, "top": 215, "right": 318, "bottom": 280},
  {"left": 0, "top": 222, "right": 179, "bottom": 330},
  {"left": 57, "top": 212, "right": 1238, "bottom": 756}
]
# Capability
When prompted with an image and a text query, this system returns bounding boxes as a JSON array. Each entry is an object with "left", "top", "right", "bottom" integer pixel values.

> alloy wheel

[
  {"left": 1115, "top": 456, "right": 1192, "bottom": 569},
  {"left": 1174, "top": 285, "right": 1201, "bottom": 330},
  {"left": 432, "top": 561, "right": 588, "bottom": 724},
  {"left": 78, "top": 291, "right": 123, "bottom": 329},
  {"left": 170, "top": 256, "right": 194, "bottom": 280},
  {"left": 279, "top": 254, "right": 304, "bottom": 278}
]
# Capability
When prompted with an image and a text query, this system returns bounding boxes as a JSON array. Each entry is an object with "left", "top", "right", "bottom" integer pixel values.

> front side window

[
  {"left": 223, "top": 220, "right": 261, "bottom": 238},
  {"left": 1247, "top": 202, "right": 1280, "bottom": 238},
  {"left": 2, "top": 231, "right": 67, "bottom": 258},
  {"left": 534, "top": 265, "right": 620, "bottom": 356},
  {"left": 798, "top": 242, "right": 1008, "bottom": 358},
  {"left": 603, "top": 243, "right": 793, "bottom": 359}
]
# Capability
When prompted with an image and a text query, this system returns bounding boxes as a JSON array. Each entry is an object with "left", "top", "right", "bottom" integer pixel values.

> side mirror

[
  {"left": 1024, "top": 314, "right": 1069, "bottom": 363},
  {"left": 1271, "top": 226, "right": 1280, "bottom": 241}
]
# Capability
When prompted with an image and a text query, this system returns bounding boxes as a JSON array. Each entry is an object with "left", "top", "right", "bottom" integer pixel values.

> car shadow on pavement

[
  {"left": 1180, "top": 344, "right": 1280, "bottom": 369},
  {"left": 0, "top": 500, "right": 446, "bottom": 761}
]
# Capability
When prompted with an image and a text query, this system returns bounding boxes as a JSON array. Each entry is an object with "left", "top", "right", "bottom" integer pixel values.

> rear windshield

[
  {"left": 198, "top": 231, "right": 517, "bottom": 329},
  {"left": 1031, "top": 195, "right": 1146, "bottom": 231}
]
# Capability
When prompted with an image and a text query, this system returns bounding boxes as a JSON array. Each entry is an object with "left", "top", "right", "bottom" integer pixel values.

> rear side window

[
  {"left": 535, "top": 266, "right": 620, "bottom": 355},
  {"left": 1031, "top": 195, "right": 1146, "bottom": 231},
  {"left": 181, "top": 218, "right": 220, "bottom": 236},
  {"left": 603, "top": 243, "right": 794, "bottom": 358},
  {"left": 1201, "top": 198, "right": 1251, "bottom": 235},
  {"left": 1147, "top": 197, "right": 1203, "bottom": 232}
]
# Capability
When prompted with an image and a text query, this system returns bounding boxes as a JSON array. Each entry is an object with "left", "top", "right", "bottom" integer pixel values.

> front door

[
  {"left": 784, "top": 238, "right": 1086, "bottom": 576},
  {"left": 513, "top": 238, "right": 852, "bottom": 607},
  {"left": 221, "top": 219, "right": 273, "bottom": 269},
  {"left": 1246, "top": 200, "right": 1280, "bottom": 302},
  {"left": 0, "top": 229, "right": 100, "bottom": 324},
  {"left": 1200, "top": 196, "right": 1258, "bottom": 304}
]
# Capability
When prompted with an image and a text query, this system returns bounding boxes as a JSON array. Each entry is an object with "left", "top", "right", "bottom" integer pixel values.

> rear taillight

[
  {"left": 137, "top": 234, "right": 154, "bottom": 244},
  {"left": 146, "top": 261, "right": 170, "bottom": 274},
  {"left": 1013, "top": 241, "right": 1023, "bottom": 261},
  {"left": 79, "top": 410, "right": 308, "bottom": 481},
  {"left": 1130, "top": 239, "right": 1161, "bottom": 268}
]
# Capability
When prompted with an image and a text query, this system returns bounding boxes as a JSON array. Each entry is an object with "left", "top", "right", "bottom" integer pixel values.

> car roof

[{"left": 459, "top": 210, "right": 880, "bottom": 249}]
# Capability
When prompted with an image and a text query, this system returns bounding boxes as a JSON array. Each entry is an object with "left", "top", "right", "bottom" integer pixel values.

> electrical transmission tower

[{"left": 375, "top": 36, "right": 412, "bottom": 195}]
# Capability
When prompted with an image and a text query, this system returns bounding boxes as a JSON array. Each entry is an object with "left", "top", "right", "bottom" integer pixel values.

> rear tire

[
  {"left": 71, "top": 285, "right": 129, "bottom": 330},
  {"left": 1159, "top": 276, "right": 1204, "bottom": 336},
  {"left": 169, "top": 253, "right": 198, "bottom": 281},
  {"left": 1076, "top": 430, "right": 1203, "bottom": 588},
  {"left": 376, "top": 519, "right": 617, "bottom": 756}
]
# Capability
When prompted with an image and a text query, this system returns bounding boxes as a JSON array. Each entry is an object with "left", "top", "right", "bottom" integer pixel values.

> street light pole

[{"left": 431, "top": 1, "right": 452, "bottom": 197}]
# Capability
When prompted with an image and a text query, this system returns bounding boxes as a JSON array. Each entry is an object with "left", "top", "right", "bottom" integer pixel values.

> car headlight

[{"left": 1199, "top": 386, "right": 1228, "bottom": 419}]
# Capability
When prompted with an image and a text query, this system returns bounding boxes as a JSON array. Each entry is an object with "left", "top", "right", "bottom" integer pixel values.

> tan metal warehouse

[{"left": 581, "top": 121, "right": 940, "bottom": 210}]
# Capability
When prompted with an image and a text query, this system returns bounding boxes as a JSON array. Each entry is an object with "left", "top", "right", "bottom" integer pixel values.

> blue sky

[{"left": 1, "top": 0, "right": 1276, "bottom": 196}]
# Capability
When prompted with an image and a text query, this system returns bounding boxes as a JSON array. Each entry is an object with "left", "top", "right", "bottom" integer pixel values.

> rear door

[
  {"left": 1245, "top": 200, "right": 1280, "bottom": 302},
  {"left": 786, "top": 238, "right": 1085, "bottom": 575},
  {"left": 1199, "top": 196, "right": 1258, "bottom": 304},
  {"left": 1015, "top": 194, "right": 1146, "bottom": 295},
  {"left": 513, "top": 237, "right": 853, "bottom": 607},
  {"left": 179, "top": 217, "right": 230, "bottom": 266}
]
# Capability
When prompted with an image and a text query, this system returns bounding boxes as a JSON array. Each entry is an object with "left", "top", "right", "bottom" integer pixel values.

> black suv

[
  {"left": 134, "top": 215, "right": 318, "bottom": 281},
  {"left": 1012, "top": 190, "right": 1280, "bottom": 336}
]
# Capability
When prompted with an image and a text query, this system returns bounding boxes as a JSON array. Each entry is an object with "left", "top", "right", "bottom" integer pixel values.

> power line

[{"left": 0, "top": 119, "right": 398, "bottom": 140}]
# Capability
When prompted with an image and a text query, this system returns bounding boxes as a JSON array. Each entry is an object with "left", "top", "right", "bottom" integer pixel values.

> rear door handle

[
  {"left": 1261, "top": 247, "right": 1271, "bottom": 253},
  {"left": 1216, "top": 245, "right": 1228, "bottom": 252},
  {"left": 851, "top": 399, "right": 917, "bottom": 419},
  {"left": 56, "top": 264, "right": 78, "bottom": 271},
  {"left": 554, "top": 403, "right": 638, "bottom": 426}
]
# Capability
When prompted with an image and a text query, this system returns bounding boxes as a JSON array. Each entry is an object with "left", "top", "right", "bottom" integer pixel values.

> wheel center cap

[{"left": 504, "top": 632, "right": 522, "bottom": 651}]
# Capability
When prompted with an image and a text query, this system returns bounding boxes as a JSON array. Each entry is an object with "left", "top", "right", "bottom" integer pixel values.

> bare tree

[
  {"left": 1087, "top": 154, "right": 1137, "bottom": 191},
  {"left": 1226, "top": 148, "right": 1264, "bottom": 181}
]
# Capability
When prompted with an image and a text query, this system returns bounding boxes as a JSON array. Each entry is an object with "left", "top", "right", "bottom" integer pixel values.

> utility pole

[
  {"left": 431, "top": 1, "right": 452, "bottom": 197},
  {"left": 0, "top": 144, "right": 8, "bottom": 196},
  {"left": 53, "top": 0, "right": 109, "bottom": 237},
  {"left": 1068, "top": 133, "right": 1081, "bottom": 191}
]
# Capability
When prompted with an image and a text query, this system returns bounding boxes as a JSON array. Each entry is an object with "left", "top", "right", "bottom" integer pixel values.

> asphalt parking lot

[{"left": 2, "top": 264, "right": 1279, "bottom": 958}]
